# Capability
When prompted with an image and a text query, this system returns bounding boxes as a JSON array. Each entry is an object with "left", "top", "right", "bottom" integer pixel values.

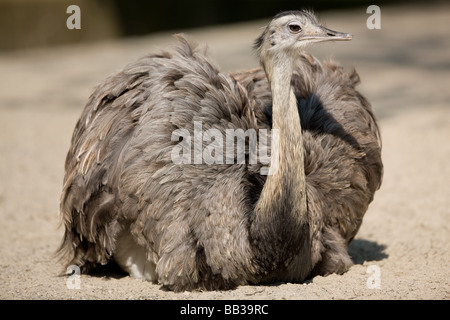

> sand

[{"left": 0, "top": 4, "right": 449, "bottom": 300}]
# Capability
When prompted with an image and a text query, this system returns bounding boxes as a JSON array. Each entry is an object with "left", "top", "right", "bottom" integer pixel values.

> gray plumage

[{"left": 58, "top": 10, "right": 383, "bottom": 291}]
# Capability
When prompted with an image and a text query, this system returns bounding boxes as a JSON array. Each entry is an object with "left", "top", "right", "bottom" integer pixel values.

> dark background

[
  {"left": 112, "top": 0, "right": 396, "bottom": 35},
  {"left": 0, "top": 0, "right": 424, "bottom": 51}
]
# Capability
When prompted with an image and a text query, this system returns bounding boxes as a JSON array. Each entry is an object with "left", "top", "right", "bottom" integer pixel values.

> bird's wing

[
  {"left": 58, "top": 35, "right": 263, "bottom": 270},
  {"left": 58, "top": 50, "right": 155, "bottom": 268},
  {"left": 231, "top": 54, "right": 383, "bottom": 245},
  {"left": 229, "top": 68, "right": 272, "bottom": 130}
]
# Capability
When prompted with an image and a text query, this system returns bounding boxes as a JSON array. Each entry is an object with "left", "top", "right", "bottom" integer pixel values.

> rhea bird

[{"left": 58, "top": 10, "right": 383, "bottom": 291}]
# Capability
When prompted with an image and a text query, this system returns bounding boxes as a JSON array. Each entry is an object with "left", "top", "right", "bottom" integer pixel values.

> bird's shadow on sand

[
  {"left": 348, "top": 238, "right": 388, "bottom": 264},
  {"left": 88, "top": 261, "right": 128, "bottom": 280}
]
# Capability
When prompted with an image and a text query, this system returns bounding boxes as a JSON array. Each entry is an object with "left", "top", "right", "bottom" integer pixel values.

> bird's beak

[{"left": 304, "top": 25, "right": 353, "bottom": 42}]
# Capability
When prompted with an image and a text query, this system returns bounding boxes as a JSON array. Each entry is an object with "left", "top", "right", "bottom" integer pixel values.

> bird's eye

[{"left": 288, "top": 23, "right": 302, "bottom": 33}]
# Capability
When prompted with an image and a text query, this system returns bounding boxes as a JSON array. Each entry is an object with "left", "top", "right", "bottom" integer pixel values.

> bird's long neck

[{"left": 252, "top": 56, "right": 308, "bottom": 270}]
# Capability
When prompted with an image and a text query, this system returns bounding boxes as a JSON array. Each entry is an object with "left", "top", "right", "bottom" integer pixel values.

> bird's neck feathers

[
  {"left": 250, "top": 55, "right": 309, "bottom": 270},
  {"left": 254, "top": 56, "right": 308, "bottom": 230}
]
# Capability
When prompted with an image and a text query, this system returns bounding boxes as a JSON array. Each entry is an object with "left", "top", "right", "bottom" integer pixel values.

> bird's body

[{"left": 59, "top": 11, "right": 382, "bottom": 291}]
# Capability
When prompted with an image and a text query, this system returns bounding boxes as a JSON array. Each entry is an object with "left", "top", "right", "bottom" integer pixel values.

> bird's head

[{"left": 254, "top": 10, "right": 352, "bottom": 62}]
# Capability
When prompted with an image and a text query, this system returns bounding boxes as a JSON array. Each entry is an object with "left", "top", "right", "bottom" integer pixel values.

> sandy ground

[{"left": 0, "top": 4, "right": 449, "bottom": 300}]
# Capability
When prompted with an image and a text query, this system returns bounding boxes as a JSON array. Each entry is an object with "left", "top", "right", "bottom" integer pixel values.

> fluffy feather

[{"left": 58, "top": 32, "right": 382, "bottom": 291}]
